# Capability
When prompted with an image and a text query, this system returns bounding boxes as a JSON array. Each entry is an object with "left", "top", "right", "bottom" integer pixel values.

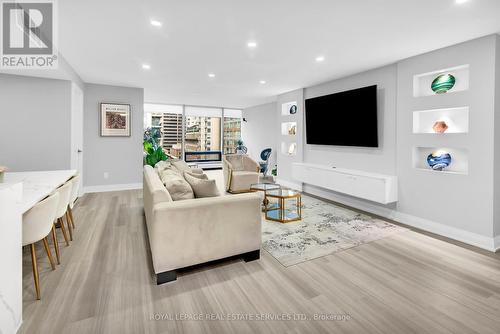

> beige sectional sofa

[{"left": 143, "top": 164, "right": 262, "bottom": 284}]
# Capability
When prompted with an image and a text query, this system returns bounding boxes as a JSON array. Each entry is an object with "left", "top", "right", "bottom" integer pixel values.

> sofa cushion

[
  {"left": 184, "top": 170, "right": 208, "bottom": 180},
  {"left": 170, "top": 159, "right": 204, "bottom": 174},
  {"left": 171, "top": 159, "right": 191, "bottom": 172},
  {"left": 160, "top": 169, "right": 194, "bottom": 201},
  {"left": 154, "top": 160, "right": 171, "bottom": 172},
  {"left": 155, "top": 160, "right": 181, "bottom": 176},
  {"left": 184, "top": 173, "right": 220, "bottom": 198}
]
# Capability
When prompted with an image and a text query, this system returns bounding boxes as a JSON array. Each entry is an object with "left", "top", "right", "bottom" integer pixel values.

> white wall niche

[
  {"left": 281, "top": 141, "right": 297, "bottom": 156},
  {"left": 412, "top": 147, "right": 468, "bottom": 175},
  {"left": 281, "top": 122, "right": 297, "bottom": 136},
  {"left": 281, "top": 101, "right": 298, "bottom": 116},
  {"left": 413, "top": 106, "right": 469, "bottom": 134},
  {"left": 413, "top": 64, "right": 469, "bottom": 97}
]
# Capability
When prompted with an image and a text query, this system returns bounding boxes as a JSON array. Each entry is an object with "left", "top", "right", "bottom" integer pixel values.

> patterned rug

[{"left": 262, "top": 194, "right": 406, "bottom": 267}]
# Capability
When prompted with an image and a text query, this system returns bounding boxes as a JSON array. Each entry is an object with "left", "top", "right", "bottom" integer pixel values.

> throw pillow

[
  {"left": 184, "top": 173, "right": 220, "bottom": 198},
  {"left": 171, "top": 159, "right": 191, "bottom": 172},
  {"left": 184, "top": 170, "right": 208, "bottom": 180},
  {"left": 160, "top": 169, "right": 194, "bottom": 201},
  {"left": 154, "top": 160, "right": 171, "bottom": 172}
]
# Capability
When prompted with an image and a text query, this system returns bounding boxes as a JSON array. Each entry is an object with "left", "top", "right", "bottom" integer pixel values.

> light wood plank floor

[{"left": 19, "top": 189, "right": 500, "bottom": 334}]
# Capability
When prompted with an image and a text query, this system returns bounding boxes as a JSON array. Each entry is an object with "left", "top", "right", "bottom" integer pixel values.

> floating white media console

[{"left": 292, "top": 163, "right": 398, "bottom": 204}]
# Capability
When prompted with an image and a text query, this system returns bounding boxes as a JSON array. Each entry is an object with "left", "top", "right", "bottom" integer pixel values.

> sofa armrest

[{"left": 147, "top": 192, "right": 263, "bottom": 273}]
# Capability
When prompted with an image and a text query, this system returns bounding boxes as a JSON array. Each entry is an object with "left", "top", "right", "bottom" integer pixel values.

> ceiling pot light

[
  {"left": 142, "top": 64, "right": 151, "bottom": 70},
  {"left": 315, "top": 56, "right": 325, "bottom": 62},
  {"left": 259, "top": 80, "right": 266, "bottom": 84},
  {"left": 208, "top": 73, "right": 215, "bottom": 78},
  {"left": 150, "top": 20, "right": 162, "bottom": 27},
  {"left": 247, "top": 41, "right": 257, "bottom": 48},
  {"left": 455, "top": 0, "right": 468, "bottom": 4}
]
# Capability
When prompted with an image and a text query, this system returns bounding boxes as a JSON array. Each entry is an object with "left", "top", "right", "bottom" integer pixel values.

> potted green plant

[
  {"left": 236, "top": 139, "right": 246, "bottom": 154},
  {"left": 271, "top": 165, "right": 277, "bottom": 177},
  {"left": 143, "top": 127, "right": 168, "bottom": 167}
]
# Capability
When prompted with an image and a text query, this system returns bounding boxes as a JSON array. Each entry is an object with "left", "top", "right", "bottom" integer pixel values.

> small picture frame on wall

[{"left": 100, "top": 103, "right": 131, "bottom": 137}]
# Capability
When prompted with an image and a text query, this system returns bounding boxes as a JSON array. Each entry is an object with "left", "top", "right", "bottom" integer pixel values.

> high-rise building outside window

[
  {"left": 223, "top": 109, "right": 243, "bottom": 154},
  {"left": 144, "top": 104, "right": 242, "bottom": 162}
]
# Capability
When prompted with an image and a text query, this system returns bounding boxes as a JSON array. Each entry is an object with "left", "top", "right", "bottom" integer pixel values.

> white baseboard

[
  {"left": 494, "top": 235, "right": 500, "bottom": 252},
  {"left": 304, "top": 184, "right": 498, "bottom": 252},
  {"left": 83, "top": 183, "right": 142, "bottom": 194},
  {"left": 276, "top": 178, "right": 303, "bottom": 191}
]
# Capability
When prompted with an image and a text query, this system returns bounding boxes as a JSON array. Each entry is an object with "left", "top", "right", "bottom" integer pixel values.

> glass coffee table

[
  {"left": 264, "top": 189, "right": 302, "bottom": 223},
  {"left": 250, "top": 183, "right": 281, "bottom": 211}
]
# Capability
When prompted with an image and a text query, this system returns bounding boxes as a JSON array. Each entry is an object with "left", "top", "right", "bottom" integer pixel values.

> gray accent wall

[
  {"left": 0, "top": 74, "right": 72, "bottom": 171},
  {"left": 83, "top": 83, "right": 144, "bottom": 187},
  {"left": 242, "top": 102, "right": 278, "bottom": 169}
]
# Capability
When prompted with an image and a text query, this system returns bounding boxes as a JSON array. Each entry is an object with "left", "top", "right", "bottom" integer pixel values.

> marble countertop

[{"left": 4, "top": 170, "right": 77, "bottom": 213}]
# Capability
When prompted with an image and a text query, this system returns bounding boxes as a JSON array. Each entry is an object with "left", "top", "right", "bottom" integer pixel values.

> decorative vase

[
  {"left": 432, "top": 121, "right": 449, "bottom": 134},
  {"left": 431, "top": 73, "right": 456, "bottom": 94},
  {"left": 289, "top": 105, "right": 297, "bottom": 114},
  {"left": 427, "top": 151, "right": 452, "bottom": 171}
]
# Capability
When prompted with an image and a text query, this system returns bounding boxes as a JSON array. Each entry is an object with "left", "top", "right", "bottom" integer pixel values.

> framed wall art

[{"left": 100, "top": 103, "right": 131, "bottom": 137}]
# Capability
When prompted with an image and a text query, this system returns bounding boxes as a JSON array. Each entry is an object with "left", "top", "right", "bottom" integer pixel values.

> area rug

[{"left": 261, "top": 194, "right": 406, "bottom": 267}]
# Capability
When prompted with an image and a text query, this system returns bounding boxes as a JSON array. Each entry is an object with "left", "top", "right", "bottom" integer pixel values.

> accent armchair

[{"left": 223, "top": 154, "right": 260, "bottom": 193}]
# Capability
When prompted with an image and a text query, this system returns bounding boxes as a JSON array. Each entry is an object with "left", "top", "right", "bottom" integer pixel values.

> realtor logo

[{"left": 1, "top": 0, "right": 58, "bottom": 69}]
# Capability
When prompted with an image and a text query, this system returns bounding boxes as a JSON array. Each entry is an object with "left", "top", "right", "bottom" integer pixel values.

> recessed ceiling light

[
  {"left": 455, "top": 0, "right": 468, "bottom": 4},
  {"left": 259, "top": 80, "right": 266, "bottom": 84},
  {"left": 247, "top": 41, "right": 257, "bottom": 48},
  {"left": 208, "top": 73, "right": 215, "bottom": 78},
  {"left": 315, "top": 56, "right": 325, "bottom": 62},
  {"left": 142, "top": 64, "right": 151, "bottom": 70},
  {"left": 150, "top": 20, "right": 162, "bottom": 27}
]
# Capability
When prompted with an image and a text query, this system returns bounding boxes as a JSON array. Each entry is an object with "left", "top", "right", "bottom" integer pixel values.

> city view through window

[{"left": 144, "top": 104, "right": 242, "bottom": 163}]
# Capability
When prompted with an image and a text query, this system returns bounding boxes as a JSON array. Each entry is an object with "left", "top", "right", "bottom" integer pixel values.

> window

[
  {"left": 144, "top": 104, "right": 183, "bottom": 159},
  {"left": 144, "top": 104, "right": 241, "bottom": 162},
  {"left": 223, "top": 109, "right": 242, "bottom": 154}
]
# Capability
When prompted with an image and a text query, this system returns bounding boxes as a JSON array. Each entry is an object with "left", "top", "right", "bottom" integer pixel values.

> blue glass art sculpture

[{"left": 427, "top": 151, "right": 452, "bottom": 171}]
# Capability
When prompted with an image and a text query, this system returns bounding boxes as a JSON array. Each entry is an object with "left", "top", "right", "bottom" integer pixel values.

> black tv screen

[{"left": 305, "top": 85, "right": 378, "bottom": 147}]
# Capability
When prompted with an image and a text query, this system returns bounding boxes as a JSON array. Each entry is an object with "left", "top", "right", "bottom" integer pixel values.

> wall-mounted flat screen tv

[{"left": 305, "top": 85, "right": 378, "bottom": 147}]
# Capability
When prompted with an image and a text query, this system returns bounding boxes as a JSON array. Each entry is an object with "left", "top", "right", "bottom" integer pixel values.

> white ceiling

[{"left": 56, "top": 0, "right": 500, "bottom": 108}]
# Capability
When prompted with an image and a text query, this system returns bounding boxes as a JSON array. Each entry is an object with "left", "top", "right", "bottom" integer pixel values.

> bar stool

[
  {"left": 23, "top": 192, "right": 59, "bottom": 300},
  {"left": 53, "top": 181, "right": 73, "bottom": 265},
  {"left": 67, "top": 174, "right": 80, "bottom": 230}
]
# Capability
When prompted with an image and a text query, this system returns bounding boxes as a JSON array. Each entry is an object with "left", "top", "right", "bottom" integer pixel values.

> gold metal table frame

[{"left": 264, "top": 189, "right": 302, "bottom": 223}]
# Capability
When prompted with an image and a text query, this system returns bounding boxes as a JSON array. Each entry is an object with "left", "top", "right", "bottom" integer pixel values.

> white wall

[
  {"left": 0, "top": 74, "right": 72, "bottom": 171},
  {"left": 276, "top": 89, "right": 304, "bottom": 189},
  {"left": 242, "top": 102, "right": 278, "bottom": 169},
  {"left": 494, "top": 34, "right": 500, "bottom": 238},
  {"left": 83, "top": 83, "right": 144, "bottom": 191},
  {"left": 397, "top": 35, "right": 497, "bottom": 240},
  {"left": 304, "top": 65, "right": 397, "bottom": 175}
]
